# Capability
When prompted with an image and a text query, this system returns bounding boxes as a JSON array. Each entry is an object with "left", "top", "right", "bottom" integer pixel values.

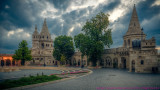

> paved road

[{"left": 26, "top": 68, "right": 160, "bottom": 90}]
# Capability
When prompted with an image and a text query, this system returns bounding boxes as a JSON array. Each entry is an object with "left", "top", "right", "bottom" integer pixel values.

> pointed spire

[
  {"left": 35, "top": 24, "right": 37, "bottom": 31},
  {"left": 33, "top": 24, "right": 39, "bottom": 34},
  {"left": 40, "top": 18, "right": 50, "bottom": 35},
  {"left": 125, "top": 4, "right": 145, "bottom": 36}
]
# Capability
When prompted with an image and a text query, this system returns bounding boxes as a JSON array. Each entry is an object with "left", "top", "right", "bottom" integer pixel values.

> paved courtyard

[
  {"left": 0, "top": 69, "right": 61, "bottom": 81},
  {"left": 26, "top": 68, "right": 160, "bottom": 90}
]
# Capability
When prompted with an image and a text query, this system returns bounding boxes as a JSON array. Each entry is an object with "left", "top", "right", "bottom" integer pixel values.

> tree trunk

[{"left": 21, "top": 59, "right": 25, "bottom": 65}]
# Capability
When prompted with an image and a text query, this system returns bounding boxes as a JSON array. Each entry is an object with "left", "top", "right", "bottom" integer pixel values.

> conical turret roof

[
  {"left": 40, "top": 19, "right": 50, "bottom": 35},
  {"left": 33, "top": 25, "right": 39, "bottom": 35},
  {"left": 125, "top": 5, "right": 145, "bottom": 36}
]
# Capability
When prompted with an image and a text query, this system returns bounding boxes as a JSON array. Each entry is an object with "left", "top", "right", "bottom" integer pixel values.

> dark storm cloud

[
  {"left": 137, "top": 0, "right": 160, "bottom": 21},
  {"left": 101, "top": 0, "right": 120, "bottom": 13},
  {"left": 51, "top": 0, "right": 72, "bottom": 11},
  {"left": 0, "top": 0, "right": 160, "bottom": 53},
  {"left": 0, "top": 0, "right": 33, "bottom": 28}
]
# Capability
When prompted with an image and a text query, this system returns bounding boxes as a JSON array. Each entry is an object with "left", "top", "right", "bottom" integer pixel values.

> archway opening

[
  {"left": 55, "top": 61, "right": 57, "bottom": 65},
  {"left": 6, "top": 59, "right": 11, "bottom": 66},
  {"left": 78, "top": 60, "right": 80, "bottom": 66},
  {"left": 121, "top": 57, "right": 126, "bottom": 69},
  {"left": 113, "top": 58, "right": 118, "bottom": 68},
  {"left": 12, "top": 61, "right": 15, "bottom": 66},
  {"left": 1, "top": 60, "right": 4, "bottom": 66},
  {"left": 132, "top": 60, "right": 135, "bottom": 72},
  {"left": 105, "top": 57, "right": 112, "bottom": 67},
  {"left": 73, "top": 58, "right": 76, "bottom": 66}
]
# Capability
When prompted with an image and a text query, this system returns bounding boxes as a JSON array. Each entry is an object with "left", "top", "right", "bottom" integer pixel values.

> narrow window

[
  {"left": 141, "top": 60, "right": 144, "bottom": 65},
  {"left": 128, "top": 39, "right": 130, "bottom": 46}
]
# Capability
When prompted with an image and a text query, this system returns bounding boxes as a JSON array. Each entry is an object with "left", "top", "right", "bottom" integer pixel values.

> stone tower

[
  {"left": 31, "top": 19, "right": 54, "bottom": 65},
  {"left": 123, "top": 5, "right": 146, "bottom": 48}
]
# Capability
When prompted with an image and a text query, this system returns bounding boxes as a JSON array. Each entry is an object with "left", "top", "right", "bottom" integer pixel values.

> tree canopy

[
  {"left": 53, "top": 35, "right": 74, "bottom": 64},
  {"left": 74, "top": 12, "right": 113, "bottom": 66},
  {"left": 12, "top": 40, "right": 32, "bottom": 65}
]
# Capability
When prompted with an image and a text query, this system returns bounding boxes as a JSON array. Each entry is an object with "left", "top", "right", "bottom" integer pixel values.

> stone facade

[
  {"left": 101, "top": 5, "right": 160, "bottom": 73},
  {"left": 71, "top": 51, "right": 88, "bottom": 67},
  {"left": 31, "top": 19, "right": 56, "bottom": 65},
  {"left": 0, "top": 54, "right": 21, "bottom": 66},
  {"left": 71, "top": 5, "right": 160, "bottom": 73}
]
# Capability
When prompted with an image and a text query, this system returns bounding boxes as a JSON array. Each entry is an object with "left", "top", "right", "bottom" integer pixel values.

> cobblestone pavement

[{"left": 24, "top": 68, "right": 160, "bottom": 90}]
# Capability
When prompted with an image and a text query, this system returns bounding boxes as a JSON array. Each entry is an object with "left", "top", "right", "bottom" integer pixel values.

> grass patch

[{"left": 0, "top": 75, "right": 62, "bottom": 89}]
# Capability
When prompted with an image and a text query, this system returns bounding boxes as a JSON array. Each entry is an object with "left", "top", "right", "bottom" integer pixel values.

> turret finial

[{"left": 35, "top": 24, "right": 37, "bottom": 29}]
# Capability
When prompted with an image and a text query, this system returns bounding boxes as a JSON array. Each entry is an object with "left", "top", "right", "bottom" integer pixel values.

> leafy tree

[
  {"left": 74, "top": 12, "right": 113, "bottom": 66},
  {"left": 60, "top": 54, "right": 66, "bottom": 65},
  {"left": 53, "top": 35, "right": 74, "bottom": 64},
  {"left": 12, "top": 40, "right": 32, "bottom": 65},
  {"left": 74, "top": 33, "right": 91, "bottom": 65}
]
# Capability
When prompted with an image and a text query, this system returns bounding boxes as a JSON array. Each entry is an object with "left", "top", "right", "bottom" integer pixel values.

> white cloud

[
  {"left": 40, "top": 2, "right": 60, "bottom": 19},
  {"left": 7, "top": 28, "right": 31, "bottom": 38},
  {"left": 68, "top": 26, "right": 74, "bottom": 36},
  {"left": 5, "top": 5, "right": 10, "bottom": 9},
  {"left": 109, "top": 8, "right": 125, "bottom": 22},
  {"left": 151, "top": 0, "right": 160, "bottom": 7},
  {"left": 7, "top": 31, "right": 14, "bottom": 36},
  {"left": 66, "top": 0, "right": 106, "bottom": 12},
  {"left": 51, "top": 33, "right": 57, "bottom": 41}
]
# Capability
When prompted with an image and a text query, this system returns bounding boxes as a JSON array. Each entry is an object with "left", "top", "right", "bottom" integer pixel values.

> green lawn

[{"left": 0, "top": 75, "right": 62, "bottom": 89}]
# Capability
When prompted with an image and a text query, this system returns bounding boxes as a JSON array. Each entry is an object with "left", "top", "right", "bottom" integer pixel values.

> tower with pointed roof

[
  {"left": 123, "top": 5, "right": 146, "bottom": 48},
  {"left": 31, "top": 19, "right": 55, "bottom": 65},
  {"left": 99, "top": 4, "right": 159, "bottom": 73}
]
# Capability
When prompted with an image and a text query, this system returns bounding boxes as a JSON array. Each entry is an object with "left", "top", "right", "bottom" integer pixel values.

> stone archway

[
  {"left": 113, "top": 58, "right": 118, "bottom": 68},
  {"left": 1, "top": 60, "right": 4, "bottom": 66},
  {"left": 105, "top": 56, "right": 112, "bottom": 67},
  {"left": 121, "top": 57, "right": 126, "bottom": 69},
  {"left": 6, "top": 59, "right": 11, "bottom": 66},
  {"left": 55, "top": 61, "right": 57, "bottom": 65},
  {"left": 101, "top": 59, "right": 104, "bottom": 66},
  {"left": 78, "top": 60, "right": 80, "bottom": 66},
  {"left": 73, "top": 58, "right": 76, "bottom": 66},
  {"left": 12, "top": 61, "right": 15, "bottom": 66},
  {"left": 132, "top": 60, "right": 135, "bottom": 72}
]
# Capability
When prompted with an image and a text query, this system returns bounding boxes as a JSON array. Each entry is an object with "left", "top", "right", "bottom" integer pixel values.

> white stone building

[{"left": 31, "top": 19, "right": 56, "bottom": 65}]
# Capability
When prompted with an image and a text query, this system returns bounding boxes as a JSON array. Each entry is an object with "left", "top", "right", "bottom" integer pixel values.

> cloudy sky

[{"left": 0, "top": 0, "right": 160, "bottom": 54}]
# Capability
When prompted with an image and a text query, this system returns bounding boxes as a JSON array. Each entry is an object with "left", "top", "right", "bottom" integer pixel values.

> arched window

[
  {"left": 134, "top": 22, "right": 136, "bottom": 26},
  {"left": 42, "top": 43, "right": 44, "bottom": 48},
  {"left": 128, "top": 39, "right": 130, "bottom": 46},
  {"left": 141, "top": 60, "right": 144, "bottom": 65},
  {"left": 47, "top": 36, "right": 48, "bottom": 39}
]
